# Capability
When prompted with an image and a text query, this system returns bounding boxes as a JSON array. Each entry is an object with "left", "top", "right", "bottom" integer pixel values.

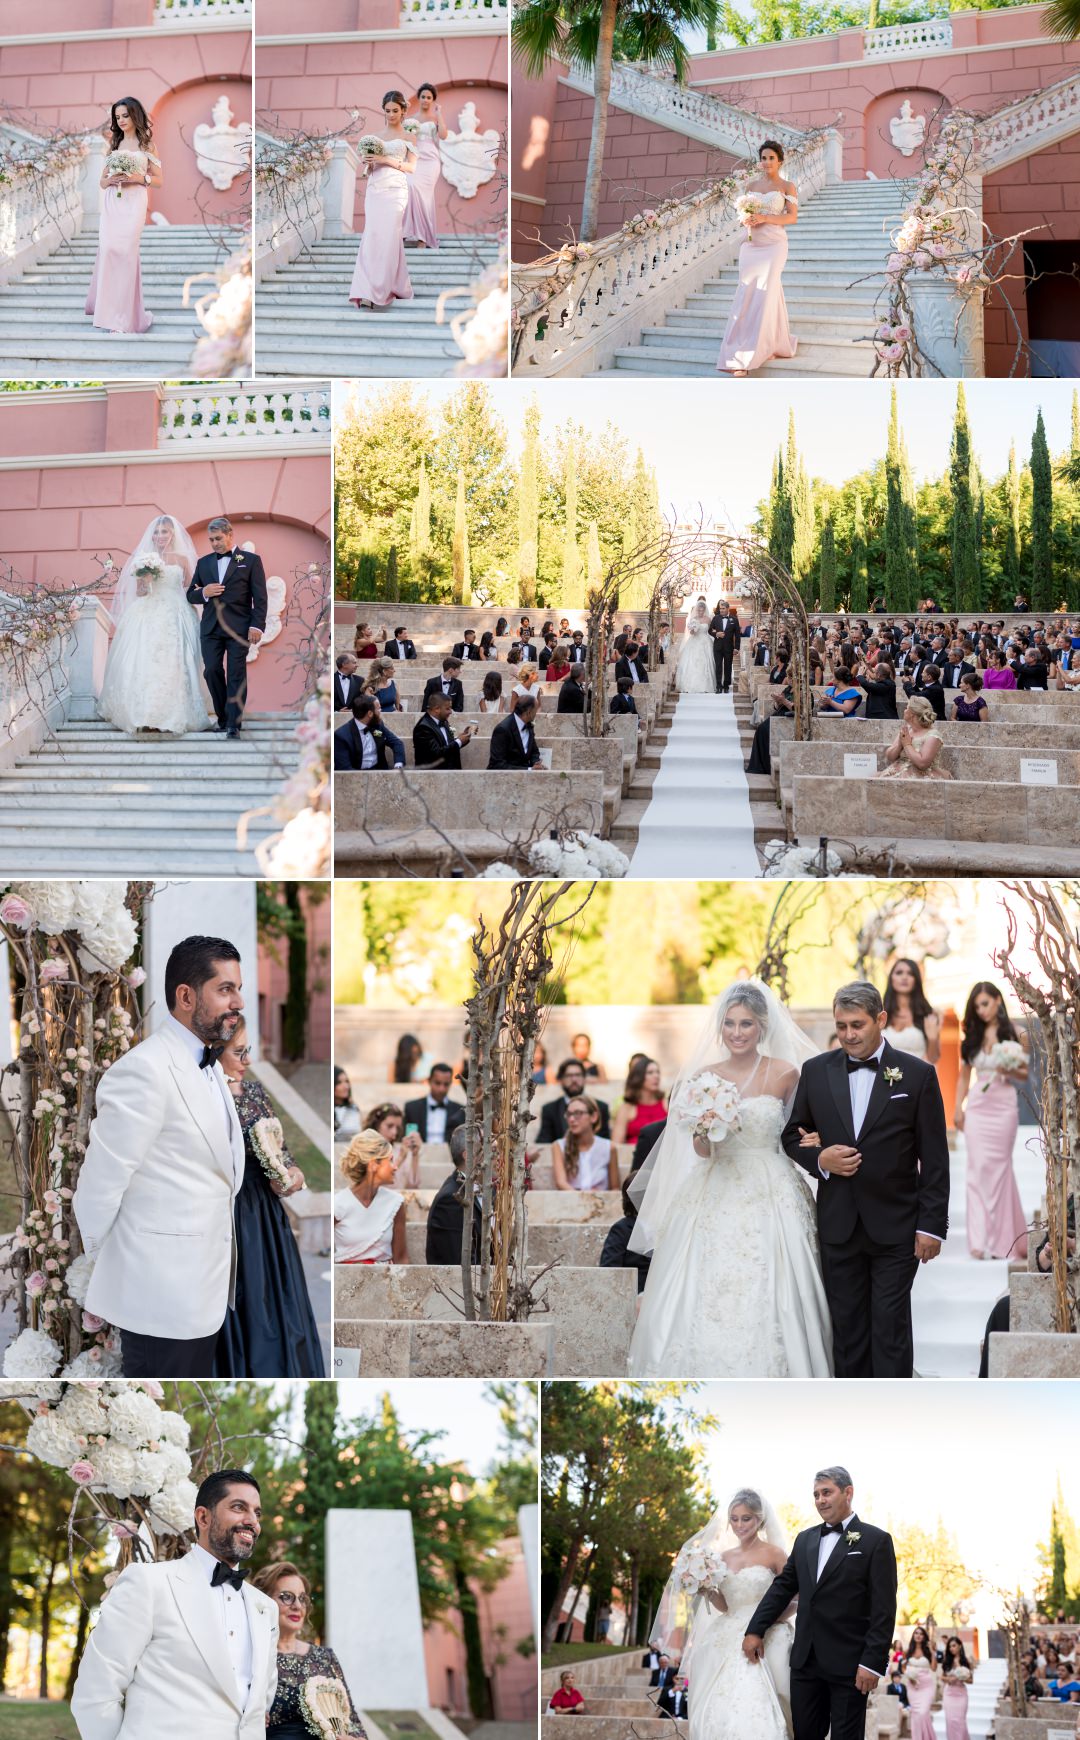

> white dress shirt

[
  {"left": 336, "top": 672, "right": 353, "bottom": 709},
  {"left": 190, "top": 1542, "right": 253, "bottom": 1712},
  {"left": 216, "top": 551, "right": 235, "bottom": 582},
  {"left": 166, "top": 1013, "right": 233, "bottom": 1141},
  {"left": 425, "top": 1097, "right": 448, "bottom": 1144},
  {"left": 515, "top": 715, "right": 532, "bottom": 755},
  {"left": 357, "top": 725, "right": 378, "bottom": 770}
]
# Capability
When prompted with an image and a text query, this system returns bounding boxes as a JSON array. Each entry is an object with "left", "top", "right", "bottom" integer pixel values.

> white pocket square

[
  {"left": 847, "top": 1551, "right": 863, "bottom": 1556},
  {"left": 890, "top": 1093, "right": 909, "bottom": 1100}
]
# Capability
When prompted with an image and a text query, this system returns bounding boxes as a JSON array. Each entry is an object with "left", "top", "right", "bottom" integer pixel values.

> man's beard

[
  {"left": 208, "top": 1520, "right": 257, "bottom": 1563},
  {"left": 191, "top": 996, "right": 240, "bottom": 1048}
]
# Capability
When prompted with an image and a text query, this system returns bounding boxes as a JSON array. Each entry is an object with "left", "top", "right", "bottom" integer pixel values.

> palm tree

[
  {"left": 512, "top": 0, "right": 719, "bottom": 242},
  {"left": 1044, "top": 0, "right": 1080, "bottom": 37}
]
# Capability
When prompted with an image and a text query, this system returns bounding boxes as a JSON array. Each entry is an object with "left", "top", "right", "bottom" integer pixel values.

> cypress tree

[
  {"left": 850, "top": 493, "right": 869, "bottom": 613},
  {"left": 1003, "top": 441, "right": 1021, "bottom": 599},
  {"left": 949, "top": 384, "right": 980, "bottom": 612},
  {"left": 818, "top": 515, "right": 836, "bottom": 612},
  {"left": 384, "top": 543, "right": 399, "bottom": 602},
  {"left": 516, "top": 397, "right": 540, "bottom": 609},
  {"left": 452, "top": 468, "right": 472, "bottom": 605},
  {"left": 885, "top": 388, "right": 910, "bottom": 613},
  {"left": 408, "top": 455, "right": 431, "bottom": 597},
  {"left": 770, "top": 451, "right": 794, "bottom": 575},
  {"left": 901, "top": 427, "right": 920, "bottom": 603},
  {"left": 561, "top": 442, "right": 582, "bottom": 606},
  {"left": 586, "top": 519, "right": 603, "bottom": 600},
  {"left": 1030, "top": 407, "right": 1053, "bottom": 611}
]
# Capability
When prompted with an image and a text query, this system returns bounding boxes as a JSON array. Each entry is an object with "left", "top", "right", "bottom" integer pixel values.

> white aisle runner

[{"left": 627, "top": 692, "right": 760, "bottom": 878}]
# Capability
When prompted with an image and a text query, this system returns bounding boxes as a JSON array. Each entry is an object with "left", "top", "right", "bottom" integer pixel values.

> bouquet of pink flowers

[
  {"left": 673, "top": 1071, "right": 742, "bottom": 1146},
  {"left": 735, "top": 192, "right": 768, "bottom": 227}
]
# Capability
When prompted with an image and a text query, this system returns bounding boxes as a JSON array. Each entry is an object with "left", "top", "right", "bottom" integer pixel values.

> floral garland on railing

[
  {"left": 254, "top": 128, "right": 336, "bottom": 264},
  {"left": 186, "top": 245, "right": 252, "bottom": 378},
  {"left": 0, "top": 882, "right": 149, "bottom": 1383},
  {"left": 1, "top": 563, "right": 110, "bottom": 741},
  {"left": 255, "top": 666, "right": 331, "bottom": 877},
  {"left": 437, "top": 240, "right": 509, "bottom": 377},
  {"left": 0, "top": 127, "right": 91, "bottom": 260}
]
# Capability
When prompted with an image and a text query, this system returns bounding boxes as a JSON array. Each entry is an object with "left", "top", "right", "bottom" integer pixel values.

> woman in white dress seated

[
  {"left": 334, "top": 1131, "right": 407, "bottom": 1263},
  {"left": 882, "top": 956, "right": 941, "bottom": 1064},
  {"left": 552, "top": 1095, "right": 619, "bottom": 1192},
  {"left": 677, "top": 597, "right": 717, "bottom": 694}
]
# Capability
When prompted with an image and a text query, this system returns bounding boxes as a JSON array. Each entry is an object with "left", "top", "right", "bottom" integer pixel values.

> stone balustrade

[
  {"left": 864, "top": 19, "right": 952, "bottom": 57},
  {"left": 975, "top": 69, "right": 1080, "bottom": 172},
  {"left": 561, "top": 59, "right": 806, "bottom": 152},
  {"left": 159, "top": 384, "right": 331, "bottom": 441},
  {"left": 154, "top": 0, "right": 252, "bottom": 19},
  {"left": 400, "top": 0, "right": 507, "bottom": 27},
  {"left": 0, "top": 128, "right": 99, "bottom": 287}
]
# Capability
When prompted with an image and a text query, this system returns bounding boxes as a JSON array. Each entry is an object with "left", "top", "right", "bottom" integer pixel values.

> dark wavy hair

[
  {"left": 759, "top": 138, "right": 785, "bottom": 163},
  {"left": 905, "top": 1627, "right": 934, "bottom": 1664},
  {"left": 621, "top": 1055, "right": 663, "bottom": 1106},
  {"left": 382, "top": 89, "right": 408, "bottom": 113},
  {"left": 108, "top": 96, "right": 153, "bottom": 154},
  {"left": 960, "top": 980, "right": 1020, "bottom": 1064},
  {"left": 883, "top": 958, "right": 935, "bottom": 1035},
  {"left": 417, "top": 82, "right": 438, "bottom": 99},
  {"left": 944, "top": 1637, "right": 971, "bottom": 1672},
  {"left": 392, "top": 1033, "right": 422, "bottom": 1082}
]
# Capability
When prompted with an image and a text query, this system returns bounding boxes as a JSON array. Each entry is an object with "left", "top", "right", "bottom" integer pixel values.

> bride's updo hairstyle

[
  {"left": 383, "top": 90, "right": 408, "bottom": 115},
  {"left": 728, "top": 1488, "right": 765, "bottom": 1525},
  {"left": 758, "top": 139, "right": 785, "bottom": 163},
  {"left": 718, "top": 983, "right": 770, "bottom": 1042}
]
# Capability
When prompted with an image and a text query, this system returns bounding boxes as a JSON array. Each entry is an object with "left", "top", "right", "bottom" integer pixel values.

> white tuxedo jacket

[
  {"left": 73, "top": 1024, "right": 245, "bottom": 1339},
  {"left": 72, "top": 1554, "right": 278, "bottom": 1740}
]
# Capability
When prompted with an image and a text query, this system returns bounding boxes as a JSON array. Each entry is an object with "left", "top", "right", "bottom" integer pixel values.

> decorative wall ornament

[
  {"left": 890, "top": 98, "right": 927, "bottom": 158},
  {"left": 439, "top": 101, "right": 499, "bottom": 199},
  {"left": 244, "top": 548, "right": 286, "bottom": 662},
  {"left": 193, "top": 95, "right": 252, "bottom": 192}
]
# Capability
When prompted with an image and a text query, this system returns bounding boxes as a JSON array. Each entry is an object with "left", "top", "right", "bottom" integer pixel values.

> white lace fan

[{"left": 299, "top": 1675, "right": 355, "bottom": 1737}]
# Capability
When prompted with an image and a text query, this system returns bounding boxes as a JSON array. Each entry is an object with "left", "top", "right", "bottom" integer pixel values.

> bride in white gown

[
  {"left": 627, "top": 979, "right": 833, "bottom": 1378},
  {"left": 98, "top": 513, "right": 210, "bottom": 735},
  {"left": 676, "top": 596, "right": 717, "bottom": 693},
  {"left": 653, "top": 1487, "right": 794, "bottom": 1740}
]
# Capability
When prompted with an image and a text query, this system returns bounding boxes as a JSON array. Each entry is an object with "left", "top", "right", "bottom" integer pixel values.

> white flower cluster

[
  {"left": 2, "top": 881, "right": 137, "bottom": 972},
  {"left": 526, "top": 833, "right": 630, "bottom": 880},
  {"left": 259, "top": 671, "right": 331, "bottom": 878},
  {"left": 674, "top": 1070, "right": 743, "bottom": 1146},
  {"left": 672, "top": 1541, "right": 725, "bottom": 1595},
  {"left": 760, "top": 841, "right": 842, "bottom": 879},
  {"left": 20, "top": 1381, "right": 197, "bottom": 1532}
]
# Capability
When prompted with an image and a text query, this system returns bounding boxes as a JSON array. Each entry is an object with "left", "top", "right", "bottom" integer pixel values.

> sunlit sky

[
  {"left": 335, "top": 379, "right": 1080, "bottom": 538},
  {"left": 264, "top": 1379, "right": 529, "bottom": 1477},
  {"left": 659, "top": 1381, "right": 1080, "bottom": 1596}
]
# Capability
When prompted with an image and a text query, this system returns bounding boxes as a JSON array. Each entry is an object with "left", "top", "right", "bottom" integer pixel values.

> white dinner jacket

[
  {"left": 71, "top": 1554, "right": 278, "bottom": 1740},
  {"left": 73, "top": 1024, "right": 245, "bottom": 1339}
]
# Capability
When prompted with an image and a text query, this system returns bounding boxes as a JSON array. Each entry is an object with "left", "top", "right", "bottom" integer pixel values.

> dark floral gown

[
  {"left": 269, "top": 1643, "right": 365, "bottom": 1739},
  {"left": 213, "top": 1076, "right": 325, "bottom": 1378}
]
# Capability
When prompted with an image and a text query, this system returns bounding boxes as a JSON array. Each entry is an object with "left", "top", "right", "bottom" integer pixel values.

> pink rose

[
  {"left": 883, "top": 343, "right": 905, "bottom": 362},
  {"left": 913, "top": 249, "right": 933, "bottom": 269},
  {"left": 82, "top": 1312, "right": 106, "bottom": 1332},
  {"left": 111, "top": 1521, "right": 139, "bottom": 1540},
  {"left": 0, "top": 893, "right": 34, "bottom": 929},
  {"left": 25, "top": 1270, "right": 47, "bottom": 1296},
  {"left": 39, "top": 961, "right": 67, "bottom": 985},
  {"left": 125, "top": 967, "right": 146, "bottom": 988},
  {"left": 69, "top": 1460, "right": 96, "bottom": 1485}
]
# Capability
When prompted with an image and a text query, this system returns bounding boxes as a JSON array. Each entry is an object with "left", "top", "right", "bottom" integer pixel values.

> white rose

[
  {"left": 27, "top": 1410, "right": 84, "bottom": 1468},
  {"left": 3, "top": 1327, "right": 63, "bottom": 1379},
  {"left": 105, "top": 1387, "right": 163, "bottom": 1447},
  {"left": 147, "top": 1478, "right": 198, "bottom": 1535}
]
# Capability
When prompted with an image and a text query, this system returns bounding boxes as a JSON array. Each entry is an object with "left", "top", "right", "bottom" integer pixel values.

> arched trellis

[{"left": 581, "top": 520, "right": 812, "bottom": 742}]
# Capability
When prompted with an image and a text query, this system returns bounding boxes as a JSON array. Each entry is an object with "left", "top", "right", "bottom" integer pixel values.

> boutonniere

[
  {"left": 845, "top": 1530, "right": 861, "bottom": 1544},
  {"left": 883, "top": 1066, "right": 903, "bottom": 1086}
]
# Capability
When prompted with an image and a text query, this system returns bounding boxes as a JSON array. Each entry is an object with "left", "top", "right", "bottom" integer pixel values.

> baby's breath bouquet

[{"left": 105, "top": 150, "right": 140, "bottom": 197}]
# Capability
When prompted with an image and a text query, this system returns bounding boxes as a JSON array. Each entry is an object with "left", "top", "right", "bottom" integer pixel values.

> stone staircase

[
  {"left": 0, "top": 714, "right": 300, "bottom": 876},
  {"left": 254, "top": 234, "right": 502, "bottom": 376},
  {"left": 0, "top": 226, "right": 246, "bottom": 378},
  {"left": 606, "top": 180, "right": 916, "bottom": 378}
]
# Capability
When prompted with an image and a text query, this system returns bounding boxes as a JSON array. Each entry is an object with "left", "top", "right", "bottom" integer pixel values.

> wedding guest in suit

[
  {"left": 600, "top": 1169, "right": 653, "bottom": 1294},
  {"left": 404, "top": 1063, "right": 466, "bottom": 1142},
  {"left": 537, "top": 1060, "right": 611, "bottom": 1142},
  {"left": 538, "top": 633, "right": 559, "bottom": 671},
  {"left": 452, "top": 629, "right": 484, "bottom": 661},
  {"left": 558, "top": 666, "right": 588, "bottom": 713},
  {"left": 1016, "top": 647, "right": 1049, "bottom": 690},
  {"left": 904, "top": 664, "right": 947, "bottom": 720},
  {"left": 488, "top": 698, "right": 542, "bottom": 768},
  {"left": 252, "top": 1561, "right": 363, "bottom": 1740},
  {"left": 941, "top": 647, "right": 976, "bottom": 689},
  {"left": 609, "top": 677, "right": 638, "bottom": 716},
  {"left": 334, "top": 654, "right": 363, "bottom": 712},
  {"left": 413, "top": 694, "right": 474, "bottom": 768},
  {"left": 383, "top": 626, "right": 417, "bottom": 660},
  {"left": 658, "top": 1677, "right": 689, "bottom": 1721},
  {"left": 425, "top": 1126, "right": 483, "bottom": 1264},
  {"left": 334, "top": 697, "right": 405, "bottom": 770},
  {"left": 422, "top": 657, "right": 465, "bottom": 712},
  {"left": 615, "top": 642, "right": 649, "bottom": 686},
  {"left": 854, "top": 658, "right": 899, "bottom": 720}
]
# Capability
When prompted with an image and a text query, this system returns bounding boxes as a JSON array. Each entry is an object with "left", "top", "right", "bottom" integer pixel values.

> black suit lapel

[
  {"left": 826, "top": 1050, "right": 857, "bottom": 1145},
  {"left": 857, "top": 1046, "right": 898, "bottom": 1143},
  {"left": 800, "top": 1528, "right": 819, "bottom": 1596}
]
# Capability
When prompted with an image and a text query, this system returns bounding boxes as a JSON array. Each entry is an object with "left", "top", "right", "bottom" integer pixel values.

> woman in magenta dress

[
  {"left": 903, "top": 1629, "right": 940, "bottom": 1740},
  {"left": 349, "top": 90, "right": 416, "bottom": 310},
  {"left": 611, "top": 1056, "right": 668, "bottom": 1147},
  {"left": 404, "top": 82, "right": 447, "bottom": 251},
  {"left": 955, "top": 980, "right": 1030, "bottom": 1261},
  {"left": 85, "top": 96, "right": 160, "bottom": 335},
  {"left": 941, "top": 1636, "right": 973, "bottom": 1740},
  {"left": 718, "top": 139, "right": 798, "bottom": 376}
]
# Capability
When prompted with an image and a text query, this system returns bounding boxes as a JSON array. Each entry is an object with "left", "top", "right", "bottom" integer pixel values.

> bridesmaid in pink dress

[
  {"left": 903, "top": 1631, "right": 940, "bottom": 1740},
  {"left": 941, "top": 1637, "right": 973, "bottom": 1740},
  {"left": 404, "top": 83, "right": 447, "bottom": 251},
  {"left": 85, "top": 97, "right": 159, "bottom": 335},
  {"left": 349, "top": 91, "right": 416, "bottom": 310},
  {"left": 717, "top": 139, "right": 798, "bottom": 376},
  {"left": 955, "top": 980, "right": 1030, "bottom": 1260}
]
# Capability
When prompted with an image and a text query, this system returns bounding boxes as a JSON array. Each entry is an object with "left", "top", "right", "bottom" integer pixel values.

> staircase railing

[
  {"left": 973, "top": 69, "right": 1080, "bottom": 172},
  {"left": 864, "top": 19, "right": 952, "bottom": 58},
  {"left": 154, "top": 0, "right": 253, "bottom": 19},
  {"left": 400, "top": 0, "right": 507, "bottom": 25},
  {"left": 159, "top": 384, "right": 331, "bottom": 441},
  {"left": 512, "top": 126, "right": 841, "bottom": 377},
  {"left": 254, "top": 132, "right": 361, "bottom": 278},
  {"left": 561, "top": 60, "right": 807, "bottom": 154},
  {"left": 0, "top": 125, "right": 100, "bottom": 286}
]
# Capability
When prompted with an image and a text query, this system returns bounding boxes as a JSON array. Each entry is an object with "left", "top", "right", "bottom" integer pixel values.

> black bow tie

[
  {"left": 211, "top": 1562, "right": 247, "bottom": 1591},
  {"left": 199, "top": 1044, "right": 221, "bottom": 1071},
  {"left": 846, "top": 1057, "right": 878, "bottom": 1074},
  {"left": 820, "top": 1522, "right": 844, "bottom": 1536}
]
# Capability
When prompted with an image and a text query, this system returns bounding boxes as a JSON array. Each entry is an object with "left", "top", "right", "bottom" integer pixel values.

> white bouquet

[
  {"left": 403, "top": 119, "right": 420, "bottom": 135},
  {"left": 981, "top": 1039, "right": 1026, "bottom": 1089},
  {"left": 299, "top": 1676, "right": 358, "bottom": 1737},
  {"left": 105, "top": 150, "right": 140, "bottom": 197},
  {"left": 131, "top": 550, "right": 165, "bottom": 590},
  {"left": 673, "top": 1071, "right": 742, "bottom": 1146},
  {"left": 736, "top": 191, "right": 768, "bottom": 226},
  {"left": 357, "top": 135, "right": 385, "bottom": 158},
  {"left": 249, "top": 1116, "right": 293, "bottom": 1189},
  {"left": 950, "top": 1665, "right": 972, "bottom": 1683},
  {"left": 672, "top": 1541, "right": 725, "bottom": 1596},
  {"left": 904, "top": 1656, "right": 932, "bottom": 1682}
]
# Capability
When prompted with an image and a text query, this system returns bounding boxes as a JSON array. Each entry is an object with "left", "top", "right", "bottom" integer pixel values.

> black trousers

[
  {"left": 820, "top": 1220, "right": 919, "bottom": 1378},
  {"left": 201, "top": 623, "right": 251, "bottom": 730},
  {"left": 121, "top": 1327, "right": 219, "bottom": 1379},
  {"left": 791, "top": 1653, "right": 869, "bottom": 1740},
  {"left": 714, "top": 643, "right": 734, "bottom": 690}
]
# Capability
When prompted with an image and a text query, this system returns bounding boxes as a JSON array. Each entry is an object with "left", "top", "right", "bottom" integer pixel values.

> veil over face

[
  {"left": 110, "top": 514, "right": 198, "bottom": 622},
  {"left": 627, "top": 978, "right": 817, "bottom": 1257},
  {"left": 651, "top": 1486, "right": 789, "bottom": 1660}
]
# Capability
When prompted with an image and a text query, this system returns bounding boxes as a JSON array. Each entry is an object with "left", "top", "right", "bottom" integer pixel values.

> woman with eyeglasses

[
  {"left": 551, "top": 1095, "right": 619, "bottom": 1192},
  {"left": 213, "top": 1016, "right": 325, "bottom": 1378},
  {"left": 251, "top": 1562, "right": 365, "bottom": 1738}
]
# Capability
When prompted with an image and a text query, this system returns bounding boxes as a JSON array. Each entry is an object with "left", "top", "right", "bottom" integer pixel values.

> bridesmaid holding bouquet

[
  {"left": 85, "top": 97, "right": 161, "bottom": 335},
  {"left": 717, "top": 139, "right": 798, "bottom": 376},
  {"left": 349, "top": 90, "right": 417, "bottom": 310},
  {"left": 955, "top": 980, "right": 1030, "bottom": 1261},
  {"left": 404, "top": 82, "right": 448, "bottom": 250}
]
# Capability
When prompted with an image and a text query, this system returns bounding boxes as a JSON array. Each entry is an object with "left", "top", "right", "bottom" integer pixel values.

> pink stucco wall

[
  {"left": 982, "top": 135, "right": 1080, "bottom": 374},
  {"left": 0, "top": 0, "right": 164, "bottom": 29},
  {"left": 256, "top": 28, "right": 506, "bottom": 235},
  {"left": 0, "top": 387, "right": 330, "bottom": 714},
  {"left": 0, "top": 30, "right": 251, "bottom": 226},
  {"left": 423, "top": 1538, "right": 536, "bottom": 1722},
  {"left": 257, "top": 884, "right": 331, "bottom": 1063}
]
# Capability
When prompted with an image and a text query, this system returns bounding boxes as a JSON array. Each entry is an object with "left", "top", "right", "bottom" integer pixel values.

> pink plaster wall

[
  {"left": 256, "top": 34, "right": 506, "bottom": 234},
  {"left": 257, "top": 884, "right": 331, "bottom": 1063},
  {"left": 0, "top": 0, "right": 159, "bottom": 30},
  {"left": 423, "top": 1539, "right": 536, "bottom": 1722},
  {"left": 0, "top": 388, "right": 330, "bottom": 714},
  {"left": 0, "top": 31, "right": 251, "bottom": 227}
]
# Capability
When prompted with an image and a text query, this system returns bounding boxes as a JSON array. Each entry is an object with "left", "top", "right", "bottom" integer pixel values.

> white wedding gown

[
  {"left": 677, "top": 620, "right": 717, "bottom": 693},
  {"left": 98, "top": 562, "right": 210, "bottom": 735},
  {"left": 688, "top": 1565, "right": 793, "bottom": 1740},
  {"left": 628, "top": 1093, "right": 833, "bottom": 1378}
]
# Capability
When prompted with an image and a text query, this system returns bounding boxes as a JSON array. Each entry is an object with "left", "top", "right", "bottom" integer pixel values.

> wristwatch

[{"left": 144, "top": 173, "right": 151, "bottom": 185}]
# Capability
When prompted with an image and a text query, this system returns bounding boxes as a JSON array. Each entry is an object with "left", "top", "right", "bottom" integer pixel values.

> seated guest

[
  {"left": 354, "top": 621, "right": 378, "bottom": 659},
  {"left": 334, "top": 653, "right": 362, "bottom": 712},
  {"left": 610, "top": 676, "right": 638, "bottom": 716},
  {"left": 334, "top": 1131, "right": 407, "bottom": 1264},
  {"left": 537, "top": 1059, "right": 611, "bottom": 1142},
  {"left": 952, "top": 671, "right": 988, "bottom": 721},
  {"left": 404, "top": 1062, "right": 466, "bottom": 1142},
  {"left": 552, "top": 1095, "right": 619, "bottom": 1191},
  {"left": 854, "top": 657, "right": 899, "bottom": 720},
  {"left": 983, "top": 646, "right": 1017, "bottom": 689},
  {"left": 518, "top": 634, "right": 538, "bottom": 663},
  {"left": 818, "top": 666, "right": 861, "bottom": 717},
  {"left": 600, "top": 1168, "right": 652, "bottom": 1294},
  {"left": 538, "top": 633, "right": 559, "bottom": 671},
  {"left": 452, "top": 628, "right": 484, "bottom": 661},
  {"left": 363, "top": 1101, "right": 422, "bottom": 1189},
  {"left": 488, "top": 699, "right": 542, "bottom": 769},
  {"left": 746, "top": 684, "right": 794, "bottom": 777},
  {"left": 1015, "top": 647, "right": 1049, "bottom": 690},
  {"left": 557, "top": 665, "right": 588, "bottom": 713},
  {"left": 1057, "top": 650, "right": 1080, "bottom": 691},
  {"left": 548, "top": 1672, "right": 586, "bottom": 1715},
  {"left": 479, "top": 670, "right": 507, "bottom": 714},
  {"left": 494, "top": 615, "right": 509, "bottom": 638},
  {"left": 367, "top": 656, "right": 400, "bottom": 712},
  {"left": 615, "top": 641, "right": 649, "bottom": 685},
  {"left": 612, "top": 1056, "right": 667, "bottom": 1146},
  {"left": 334, "top": 695, "right": 405, "bottom": 770},
  {"left": 941, "top": 647, "right": 975, "bottom": 689},
  {"left": 511, "top": 662, "right": 544, "bottom": 713},
  {"left": 571, "top": 1032, "right": 606, "bottom": 1080},
  {"left": 546, "top": 644, "right": 573, "bottom": 683},
  {"left": 334, "top": 1067, "right": 360, "bottom": 1140},
  {"left": 876, "top": 696, "right": 951, "bottom": 781},
  {"left": 658, "top": 1677, "right": 689, "bottom": 1721},
  {"left": 903, "top": 662, "right": 946, "bottom": 719},
  {"left": 383, "top": 625, "right": 417, "bottom": 660},
  {"left": 425, "top": 1125, "right": 483, "bottom": 1264},
  {"left": 479, "top": 630, "right": 497, "bottom": 660},
  {"left": 422, "top": 657, "right": 465, "bottom": 712},
  {"left": 570, "top": 629, "right": 587, "bottom": 661},
  {"left": 413, "top": 694, "right": 474, "bottom": 768}
]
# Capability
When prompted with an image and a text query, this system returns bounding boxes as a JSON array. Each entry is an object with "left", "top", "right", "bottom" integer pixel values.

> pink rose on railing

[
  {"left": 69, "top": 1459, "right": 96, "bottom": 1485},
  {"left": 82, "top": 1312, "right": 106, "bottom": 1333},
  {"left": 0, "top": 893, "right": 35, "bottom": 929},
  {"left": 25, "top": 1271, "right": 47, "bottom": 1297}
]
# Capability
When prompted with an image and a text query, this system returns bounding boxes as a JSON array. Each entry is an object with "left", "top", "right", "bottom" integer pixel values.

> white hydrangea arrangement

[{"left": 760, "top": 841, "right": 843, "bottom": 879}]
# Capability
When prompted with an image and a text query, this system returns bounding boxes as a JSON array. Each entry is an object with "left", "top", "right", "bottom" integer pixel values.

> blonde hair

[
  {"left": 341, "top": 1128, "right": 393, "bottom": 1185},
  {"left": 251, "top": 1561, "right": 311, "bottom": 1634},
  {"left": 906, "top": 696, "right": 935, "bottom": 728}
]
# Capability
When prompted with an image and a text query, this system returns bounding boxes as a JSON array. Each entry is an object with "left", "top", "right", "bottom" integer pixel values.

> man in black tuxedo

[
  {"left": 615, "top": 642, "right": 649, "bottom": 686},
  {"left": 384, "top": 627, "right": 416, "bottom": 660},
  {"left": 709, "top": 602, "right": 739, "bottom": 693},
  {"left": 488, "top": 699, "right": 542, "bottom": 769},
  {"left": 413, "top": 694, "right": 475, "bottom": 769},
  {"left": 425, "top": 1127, "right": 483, "bottom": 1264},
  {"left": 657, "top": 1677, "right": 688, "bottom": 1721},
  {"left": 904, "top": 664, "right": 946, "bottom": 721},
  {"left": 557, "top": 667, "right": 588, "bottom": 714},
  {"left": 652, "top": 1658, "right": 678, "bottom": 1693},
  {"left": 334, "top": 653, "right": 363, "bottom": 712},
  {"left": 187, "top": 517, "right": 267, "bottom": 738},
  {"left": 334, "top": 696, "right": 405, "bottom": 769},
  {"left": 423, "top": 658, "right": 465, "bottom": 712},
  {"left": 940, "top": 648, "right": 975, "bottom": 690},
  {"left": 452, "top": 629, "right": 484, "bottom": 661},
  {"left": 744, "top": 1467, "right": 897, "bottom": 1740},
  {"left": 782, "top": 980, "right": 949, "bottom": 1379},
  {"left": 1016, "top": 647, "right": 1049, "bottom": 690},
  {"left": 538, "top": 634, "right": 559, "bottom": 671},
  {"left": 537, "top": 1060, "right": 611, "bottom": 1142},
  {"left": 405, "top": 1063, "right": 466, "bottom": 1143}
]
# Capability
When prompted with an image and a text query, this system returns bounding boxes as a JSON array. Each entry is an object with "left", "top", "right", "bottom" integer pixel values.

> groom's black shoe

[{"left": 226, "top": 726, "right": 241, "bottom": 740}]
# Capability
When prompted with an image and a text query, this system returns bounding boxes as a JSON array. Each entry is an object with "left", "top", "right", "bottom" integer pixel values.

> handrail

[
  {"left": 865, "top": 19, "right": 952, "bottom": 57},
  {"left": 561, "top": 59, "right": 807, "bottom": 154}
]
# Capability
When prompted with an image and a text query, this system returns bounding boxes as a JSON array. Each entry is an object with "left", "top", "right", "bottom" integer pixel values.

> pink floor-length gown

[
  {"left": 349, "top": 146, "right": 414, "bottom": 308},
  {"left": 404, "top": 123, "right": 441, "bottom": 249},
  {"left": 965, "top": 1066, "right": 1028, "bottom": 1259},
  {"left": 85, "top": 150, "right": 155, "bottom": 334},
  {"left": 906, "top": 1665, "right": 937, "bottom": 1740},
  {"left": 717, "top": 189, "right": 797, "bottom": 374},
  {"left": 943, "top": 1681, "right": 971, "bottom": 1740}
]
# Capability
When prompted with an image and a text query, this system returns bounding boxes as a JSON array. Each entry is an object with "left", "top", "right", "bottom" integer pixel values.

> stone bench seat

[
  {"left": 389, "top": 734, "right": 627, "bottom": 827},
  {"left": 780, "top": 741, "right": 1080, "bottom": 827},
  {"left": 541, "top": 1719, "right": 671, "bottom": 1739},
  {"left": 335, "top": 768, "right": 607, "bottom": 876},
  {"left": 793, "top": 774, "right": 1079, "bottom": 869},
  {"left": 399, "top": 1186, "right": 622, "bottom": 1224},
  {"left": 403, "top": 1219, "right": 608, "bottom": 1266}
]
